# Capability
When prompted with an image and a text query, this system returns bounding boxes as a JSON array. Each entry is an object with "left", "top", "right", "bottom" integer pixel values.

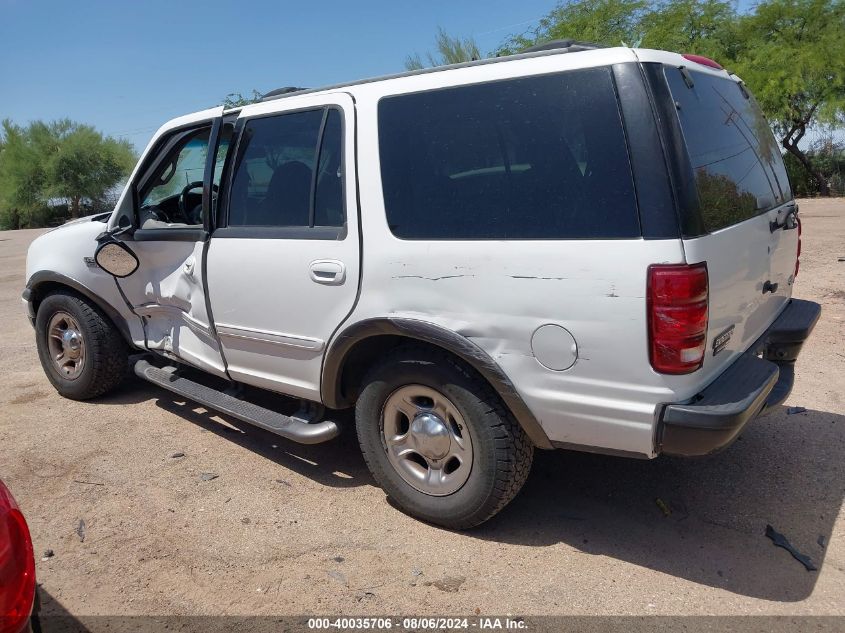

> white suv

[{"left": 23, "top": 43, "right": 820, "bottom": 528}]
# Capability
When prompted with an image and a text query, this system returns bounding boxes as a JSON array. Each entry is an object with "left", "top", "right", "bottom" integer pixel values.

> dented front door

[
  {"left": 115, "top": 113, "right": 230, "bottom": 377},
  {"left": 120, "top": 239, "right": 226, "bottom": 376}
]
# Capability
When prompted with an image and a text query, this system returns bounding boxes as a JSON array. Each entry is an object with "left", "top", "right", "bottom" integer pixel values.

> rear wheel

[
  {"left": 35, "top": 291, "right": 129, "bottom": 400},
  {"left": 355, "top": 346, "right": 533, "bottom": 529}
]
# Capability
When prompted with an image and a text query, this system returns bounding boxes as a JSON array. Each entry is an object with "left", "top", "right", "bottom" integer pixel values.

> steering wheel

[{"left": 178, "top": 182, "right": 218, "bottom": 224}]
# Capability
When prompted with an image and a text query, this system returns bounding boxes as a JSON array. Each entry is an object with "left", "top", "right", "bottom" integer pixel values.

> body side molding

[{"left": 321, "top": 317, "right": 553, "bottom": 449}]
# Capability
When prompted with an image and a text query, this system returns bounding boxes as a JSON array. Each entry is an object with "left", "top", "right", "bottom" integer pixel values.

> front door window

[{"left": 138, "top": 127, "right": 211, "bottom": 228}]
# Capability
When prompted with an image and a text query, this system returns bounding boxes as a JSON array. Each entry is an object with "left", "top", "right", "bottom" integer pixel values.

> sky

[{"left": 1, "top": 0, "right": 561, "bottom": 152}]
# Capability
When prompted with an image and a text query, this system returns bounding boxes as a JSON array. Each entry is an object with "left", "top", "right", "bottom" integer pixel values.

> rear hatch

[{"left": 663, "top": 64, "right": 800, "bottom": 377}]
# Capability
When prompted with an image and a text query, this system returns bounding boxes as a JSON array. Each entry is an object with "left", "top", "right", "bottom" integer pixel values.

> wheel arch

[
  {"left": 321, "top": 317, "right": 553, "bottom": 449},
  {"left": 25, "top": 271, "right": 134, "bottom": 346}
]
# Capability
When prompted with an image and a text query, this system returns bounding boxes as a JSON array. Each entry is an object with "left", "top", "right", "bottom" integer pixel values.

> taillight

[
  {"left": 795, "top": 216, "right": 802, "bottom": 278},
  {"left": 648, "top": 263, "right": 709, "bottom": 374},
  {"left": 681, "top": 53, "right": 723, "bottom": 69},
  {"left": 0, "top": 481, "right": 35, "bottom": 633}
]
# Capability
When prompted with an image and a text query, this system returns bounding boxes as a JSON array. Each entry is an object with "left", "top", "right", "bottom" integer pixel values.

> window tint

[
  {"left": 314, "top": 109, "right": 344, "bottom": 227},
  {"left": 666, "top": 68, "right": 792, "bottom": 232},
  {"left": 378, "top": 67, "right": 639, "bottom": 240},
  {"left": 228, "top": 108, "right": 344, "bottom": 228}
]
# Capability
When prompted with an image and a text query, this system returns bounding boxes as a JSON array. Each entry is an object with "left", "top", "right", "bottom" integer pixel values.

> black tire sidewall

[
  {"left": 356, "top": 353, "right": 509, "bottom": 526},
  {"left": 35, "top": 293, "right": 111, "bottom": 399}
]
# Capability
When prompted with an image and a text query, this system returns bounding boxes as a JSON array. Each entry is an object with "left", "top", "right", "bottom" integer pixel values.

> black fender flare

[
  {"left": 25, "top": 271, "right": 135, "bottom": 345},
  {"left": 321, "top": 317, "right": 553, "bottom": 449}
]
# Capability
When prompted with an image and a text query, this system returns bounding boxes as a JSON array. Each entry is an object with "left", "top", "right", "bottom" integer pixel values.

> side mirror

[{"left": 95, "top": 241, "right": 139, "bottom": 278}]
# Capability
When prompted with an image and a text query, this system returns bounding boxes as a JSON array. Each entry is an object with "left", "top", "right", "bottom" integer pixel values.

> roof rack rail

[
  {"left": 521, "top": 39, "right": 604, "bottom": 53},
  {"left": 261, "top": 86, "right": 308, "bottom": 101},
  {"left": 257, "top": 40, "right": 608, "bottom": 104}
]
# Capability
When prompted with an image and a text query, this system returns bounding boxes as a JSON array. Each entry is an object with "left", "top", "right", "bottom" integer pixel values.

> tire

[
  {"left": 355, "top": 345, "right": 533, "bottom": 529},
  {"left": 35, "top": 290, "right": 129, "bottom": 400}
]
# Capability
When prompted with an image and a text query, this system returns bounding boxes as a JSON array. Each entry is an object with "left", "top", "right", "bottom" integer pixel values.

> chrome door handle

[{"left": 309, "top": 259, "right": 346, "bottom": 285}]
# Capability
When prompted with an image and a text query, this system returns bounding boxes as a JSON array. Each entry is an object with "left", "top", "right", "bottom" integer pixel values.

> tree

[
  {"left": 783, "top": 133, "right": 845, "bottom": 195},
  {"left": 405, "top": 27, "right": 482, "bottom": 70},
  {"left": 498, "top": 0, "right": 736, "bottom": 59},
  {"left": 486, "top": 0, "right": 845, "bottom": 195},
  {"left": 222, "top": 90, "right": 263, "bottom": 108},
  {"left": 497, "top": 0, "right": 648, "bottom": 55},
  {"left": 0, "top": 119, "right": 136, "bottom": 228},
  {"left": 640, "top": 0, "right": 738, "bottom": 59},
  {"left": 0, "top": 120, "right": 49, "bottom": 229},
  {"left": 46, "top": 123, "right": 136, "bottom": 218},
  {"left": 730, "top": 0, "right": 845, "bottom": 196}
]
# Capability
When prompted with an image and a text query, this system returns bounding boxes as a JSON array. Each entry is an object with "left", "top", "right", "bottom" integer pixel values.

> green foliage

[
  {"left": 783, "top": 136, "right": 845, "bottom": 196},
  {"left": 640, "top": 0, "right": 738, "bottom": 58},
  {"left": 405, "top": 27, "right": 482, "bottom": 70},
  {"left": 474, "top": 0, "right": 845, "bottom": 195},
  {"left": 222, "top": 90, "right": 263, "bottom": 108},
  {"left": 0, "top": 119, "right": 136, "bottom": 229},
  {"left": 497, "top": 0, "right": 738, "bottom": 57},
  {"left": 47, "top": 124, "right": 135, "bottom": 216},
  {"left": 0, "top": 120, "right": 49, "bottom": 229},
  {"left": 498, "top": 0, "right": 647, "bottom": 55},
  {"left": 729, "top": 0, "right": 845, "bottom": 194},
  {"left": 731, "top": 0, "right": 845, "bottom": 128}
]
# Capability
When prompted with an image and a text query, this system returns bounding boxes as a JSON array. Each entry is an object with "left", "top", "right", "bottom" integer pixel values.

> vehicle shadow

[
  {"left": 33, "top": 588, "right": 299, "bottom": 632},
  {"left": 92, "top": 374, "right": 842, "bottom": 602},
  {"left": 472, "top": 405, "right": 844, "bottom": 602},
  {"left": 95, "top": 376, "right": 371, "bottom": 490},
  {"left": 32, "top": 587, "right": 77, "bottom": 632}
]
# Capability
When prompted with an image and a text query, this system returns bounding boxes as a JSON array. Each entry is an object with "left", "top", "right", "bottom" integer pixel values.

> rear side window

[
  {"left": 228, "top": 108, "right": 344, "bottom": 229},
  {"left": 378, "top": 68, "right": 639, "bottom": 239},
  {"left": 666, "top": 68, "right": 792, "bottom": 232}
]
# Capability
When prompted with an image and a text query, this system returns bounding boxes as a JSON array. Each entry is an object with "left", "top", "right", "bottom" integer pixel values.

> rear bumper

[{"left": 658, "top": 299, "right": 821, "bottom": 457}]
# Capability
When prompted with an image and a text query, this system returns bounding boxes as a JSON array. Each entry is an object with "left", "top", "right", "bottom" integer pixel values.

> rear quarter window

[
  {"left": 377, "top": 67, "right": 640, "bottom": 240},
  {"left": 665, "top": 68, "right": 792, "bottom": 232}
]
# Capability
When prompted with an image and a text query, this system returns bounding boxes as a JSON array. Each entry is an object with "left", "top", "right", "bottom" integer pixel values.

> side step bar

[{"left": 134, "top": 359, "right": 340, "bottom": 445}]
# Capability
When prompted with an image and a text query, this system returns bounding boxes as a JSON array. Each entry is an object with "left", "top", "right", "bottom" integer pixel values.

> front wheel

[
  {"left": 355, "top": 346, "right": 533, "bottom": 529},
  {"left": 35, "top": 290, "right": 129, "bottom": 400}
]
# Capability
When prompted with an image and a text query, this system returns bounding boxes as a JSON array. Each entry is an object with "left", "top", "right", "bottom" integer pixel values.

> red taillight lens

[
  {"left": 648, "top": 263, "right": 709, "bottom": 374},
  {"left": 682, "top": 53, "right": 723, "bottom": 69},
  {"left": 795, "top": 216, "right": 802, "bottom": 278},
  {"left": 0, "top": 482, "right": 35, "bottom": 633}
]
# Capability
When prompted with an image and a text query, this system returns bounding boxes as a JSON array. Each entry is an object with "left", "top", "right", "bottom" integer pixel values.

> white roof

[{"left": 151, "top": 46, "right": 735, "bottom": 153}]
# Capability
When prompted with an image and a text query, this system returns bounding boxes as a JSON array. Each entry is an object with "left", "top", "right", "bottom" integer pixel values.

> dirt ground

[{"left": 0, "top": 198, "right": 843, "bottom": 619}]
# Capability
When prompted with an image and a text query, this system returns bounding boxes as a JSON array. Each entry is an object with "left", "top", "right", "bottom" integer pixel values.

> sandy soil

[{"left": 0, "top": 198, "right": 843, "bottom": 619}]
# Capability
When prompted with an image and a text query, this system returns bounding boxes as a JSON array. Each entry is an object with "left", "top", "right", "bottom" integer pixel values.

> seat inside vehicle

[{"left": 250, "top": 161, "right": 311, "bottom": 226}]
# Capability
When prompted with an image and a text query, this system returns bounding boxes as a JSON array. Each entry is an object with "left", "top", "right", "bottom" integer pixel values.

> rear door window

[
  {"left": 665, "top": 68, "right": 792, "bottom": 232},
  {"left": 228, "top": 109, "right": 323, "bottom": 228},
  {"left": 378, "top": 67, "right": 639, "bottom": 240},
  {"left": 226, "top": 108, "right": 344, "bottom": 230}
]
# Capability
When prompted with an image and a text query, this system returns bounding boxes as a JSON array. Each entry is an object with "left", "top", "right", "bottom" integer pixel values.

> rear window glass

[
  {"left": 666, "top": 68, "right": 792, "bottom": 232},
  {"left": 378, "top": 67, "right": 639, "bottom": 240}
]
